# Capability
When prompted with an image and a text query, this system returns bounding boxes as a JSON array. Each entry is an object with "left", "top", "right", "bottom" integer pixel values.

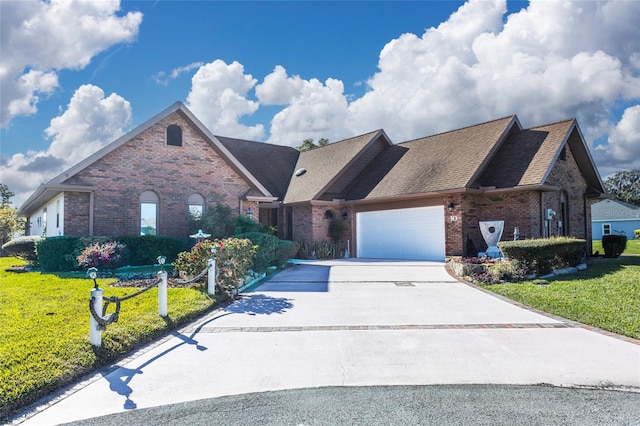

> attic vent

[{"left": 295, "top": 168, "right": 307, "bottom": 177}]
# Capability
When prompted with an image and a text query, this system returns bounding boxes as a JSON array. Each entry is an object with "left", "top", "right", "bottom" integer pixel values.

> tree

[
  {"left": 297, "top": 138, "right": 329, "bottom": 152},
  {"left": 0, "top": 185, "right": 26, "bottom": 255},
  {"left": 1, "top": 183, "right": 15, "bottom": 207},
  {"left": 603, "top": 169, "right": 640, "bottom": 206}
]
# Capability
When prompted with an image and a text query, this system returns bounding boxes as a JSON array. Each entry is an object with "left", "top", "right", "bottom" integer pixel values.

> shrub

[
  {"left": 498, "top": 237, "right": 586, "bottom": 276},
  {"left": 327, "top": 218, "right": 345, "bottom": 243},
  {"left": 36, "top": 236, "right": 82, "bottom": 272},
  {"left": 602, "top": 234, "right": 627, "bottom": 258},
  {"left": 276, "top": 240, "right": 300, "bottom": 265},
  {"left": 173, "top": 238, "right": 256, "bottom": 289},
  {"left": 189, "top": 203, "right": 235, "bottom": 239},
  {"left": 116, "top": 235, "right": 186, "bottom": 266},
  {"left": 76, "top": 241, "right": 127, "bottom": 269},
  {"left": 1, "top": 236, "right": 41, "bottom": 261},
  {"left": 295, "top": 240, "right": 340, "bottom": 259},
  {"left": 235, "top": 232, "right": 279, "bottom": 272},
  {"left": 634, "top": 229, "right": 640, "bottom": 239}
]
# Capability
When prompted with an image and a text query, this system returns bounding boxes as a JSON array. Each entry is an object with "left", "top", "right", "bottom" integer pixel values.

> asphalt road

[{"left": 64, "top": 385, "right": 640, "bottom": 426}]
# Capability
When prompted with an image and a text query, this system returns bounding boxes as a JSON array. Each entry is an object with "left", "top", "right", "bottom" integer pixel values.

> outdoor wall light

[
  {"left": 447, "top": 202, "right": 455, "bottom": 212},
  {"left": 342, "top": 210, "right": 348, "bottom": 220},
  {"left": 87, "top": 267, "right": 98, "bottom": 289}
]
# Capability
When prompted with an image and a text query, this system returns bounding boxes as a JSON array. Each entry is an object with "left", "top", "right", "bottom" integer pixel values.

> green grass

[
  {"left": 592, "top": 239, "right": 640, "bottom": 255},
  {"left": 0, "top": 257, "right": 219, "bottom": 421},
  {"left": 486, "top": 255, "right": 640, "bottom": 340}
]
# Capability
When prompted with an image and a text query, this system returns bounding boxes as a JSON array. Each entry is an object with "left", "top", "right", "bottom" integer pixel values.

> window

[
  {"left": 167, "top": 124, "right": 183, "bottom": 146},
  {"left": 560, "top": 192, "right": 569, "bottom": 236},
  {"left": 140, "top": 191, "right": 159, "bottom": 235},
  {"left": 187, "top": 193, "right": 205, "bottom": 219},
  {"left": 602, "top": 224, "right": 611, "bottom": 236},
  {"left": 56, "top": 199, "right": 60, "bottom": 228}
]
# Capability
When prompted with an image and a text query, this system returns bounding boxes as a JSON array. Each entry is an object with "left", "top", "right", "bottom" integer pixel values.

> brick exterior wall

[
  {"left": 64, "top": 192, "right": 91, "bottom": 236},
  {"left": 448, "top": 143, "right": 591, "bottom": 256},
  {"left": 62, "top": 112, "right": 258, "bottom": 239}
]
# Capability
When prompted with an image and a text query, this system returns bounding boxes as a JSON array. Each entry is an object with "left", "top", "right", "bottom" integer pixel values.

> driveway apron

[{"left": 14, "top": 260, "right": 640, "bottom": 426}]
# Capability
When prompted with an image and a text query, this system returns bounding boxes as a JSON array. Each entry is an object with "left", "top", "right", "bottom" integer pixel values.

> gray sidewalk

[{"left": 12, "top": 260, "right": 640, "bottom": 425}]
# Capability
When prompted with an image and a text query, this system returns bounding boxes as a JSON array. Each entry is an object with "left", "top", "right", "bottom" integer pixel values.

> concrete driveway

[{"left": 13, "top": 260, "right": 640, "bottom": 425}]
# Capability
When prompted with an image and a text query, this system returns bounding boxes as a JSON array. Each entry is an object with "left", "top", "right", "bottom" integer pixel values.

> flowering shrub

[
  {"left": 76, "top": 241, "right": 127, "bottom": 269},
  {"left": 173, "top": 238, "right": 256, "bottom": 289}
]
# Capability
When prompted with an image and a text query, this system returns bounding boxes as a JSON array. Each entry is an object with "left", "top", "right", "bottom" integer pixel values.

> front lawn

[
  {"left": 485, "top": 255, "right": 640, "bottom": 340},
  {"left": 0, "top": 257, "right": 219, "bottom": 421}
]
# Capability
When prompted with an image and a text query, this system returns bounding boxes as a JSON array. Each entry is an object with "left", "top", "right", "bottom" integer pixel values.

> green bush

[
  {"left": 276, "top": 240, "right": 300, "bottom": 265},
  {"left": 235, "top": 232, "right": 279, "bottom": 272},
  {"left": 634, "top": 229, "right": 639, "bottom": 239},
  {"left": 602, "top": 234, "right": 627, "bottom": 258},
  {"left": 173, "top": 238, "right": 256, "bottom": 289},
  {"left": 498, "top": 237, "right": 586, "bottom": 276},
  {"left": 116, "top": 235, "right": 186, "bottom": 266},
  {"left": 1, "top": 236, "right": 41, "bottom": 261},
  {"left": 36, "top": 236, "right": 82, "bottom": 271}
]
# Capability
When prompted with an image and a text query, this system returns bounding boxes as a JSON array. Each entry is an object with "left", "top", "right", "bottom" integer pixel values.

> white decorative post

[
  {"left": 157, "top": 256, "right": 167, "bottom": 317},
  {"left": 207, "top": 247, "right": 217, "bottom": 295},
  {"left": 88, "top": 268, "right": 102, "bottom": 347}
]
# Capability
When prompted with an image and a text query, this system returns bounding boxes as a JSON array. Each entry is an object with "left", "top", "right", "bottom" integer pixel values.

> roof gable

[
  {"left": 344, "top": 116, "right": 517, "bottom": 200},
  {"left": 48, "top": 102, "right": 274, "bottom": 197},
  {"left": 283, "top": 130, "right": 390, "bottom": 204},
  {"left": 477, "top": 119, "right": 605, "bottom": 196}
]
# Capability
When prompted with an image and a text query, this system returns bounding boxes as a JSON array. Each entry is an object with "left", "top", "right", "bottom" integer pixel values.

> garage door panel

[{"left": 356, "top": 206, "right": 444, "bottom": 261}]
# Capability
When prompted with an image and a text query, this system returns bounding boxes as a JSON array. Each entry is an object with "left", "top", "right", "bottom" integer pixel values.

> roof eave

[{"left": 17, "top": 184, "right": 95, "bottom": 217}]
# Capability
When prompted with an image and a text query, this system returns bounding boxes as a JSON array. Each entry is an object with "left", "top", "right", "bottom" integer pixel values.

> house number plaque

[{"left": 450, "top": 215, "right": 458, "bottom": 222}]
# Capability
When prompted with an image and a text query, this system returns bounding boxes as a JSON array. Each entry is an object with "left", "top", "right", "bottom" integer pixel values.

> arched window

[
  {"left": 323, "top": 210, "right": 335, "bottom": 220},
  {"left": 140, "top": 191, "right": 159, "bottom": 235},
  {"left": 187, "top": 193, "right": 205, "bottom": 219},
  {"left": 167, "top": 124, "right": 182, "bottom": 146}
]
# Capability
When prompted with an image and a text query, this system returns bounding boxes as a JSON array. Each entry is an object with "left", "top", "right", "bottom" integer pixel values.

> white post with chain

[
  {"left": 207, "top": 247, "right": 216, "bottom": 295},
  {"left": 88, "top": 267, "right": 103, "bottom": 347},
  {"left": 158, "top": 270, "right": 167, "bottom": 317}
]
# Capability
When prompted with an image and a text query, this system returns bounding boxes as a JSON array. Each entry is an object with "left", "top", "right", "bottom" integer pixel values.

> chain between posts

[{"left": 89, "top": 277, "right": 162, "bottom": 330}]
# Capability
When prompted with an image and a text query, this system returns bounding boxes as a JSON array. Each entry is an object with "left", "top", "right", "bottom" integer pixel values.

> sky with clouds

[{"left": 1, "top": 0, "right": 639, "bottom": 207}]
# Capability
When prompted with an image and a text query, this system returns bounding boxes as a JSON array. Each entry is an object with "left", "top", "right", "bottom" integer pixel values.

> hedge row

[
  {"left": 498, "top": 237, "right": 586, "bottom": 276},
  {"left": 234, "top": 232, "right": 299, "bottom": 272},
  {"left": 35, "top": 235, "right": 187, "bottom": 272}
]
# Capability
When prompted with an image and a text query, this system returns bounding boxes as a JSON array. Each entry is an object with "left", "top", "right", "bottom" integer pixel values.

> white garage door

[{"left": 356, "top": 206, "right": 445, "bottom": 261}]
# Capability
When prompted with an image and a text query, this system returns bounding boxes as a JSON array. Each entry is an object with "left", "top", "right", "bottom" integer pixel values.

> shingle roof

[
  {"left": 283, "top": 130, "right": 383, "bottom": 204},
  {"left": 477, "top": 119, "right": 574, "bottom": 188},
  {"left": 344, "top": 116, "right": 517, "bottom": 200},
  {"left": 216, "top": 136, "right": 299, "bottom": 198}
]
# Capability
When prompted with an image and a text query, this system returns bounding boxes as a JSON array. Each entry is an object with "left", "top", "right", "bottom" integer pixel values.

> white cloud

[
  {"left": 0, "top": 0, "right": 142, "bottom": 126},
  {"left": 2, "top": 85, "right": 132, "bottom": 206},
  {"left": 186, "top": 60, "right": 264, "bottom": 140},
  {"left": 260, "top": 72, "right": 350, "bottom": 146},
  {"left": 339, "top": 0, "right": 640, "bottom": 145},
  {"left": 594, "top": 105, "right": 640, "bottom": 176},
  {"left": 153, "top": 62, "right": 205, "bottom": 86},
  {"left": 255, "top": 65, "right": 305, "bottom": 105}
]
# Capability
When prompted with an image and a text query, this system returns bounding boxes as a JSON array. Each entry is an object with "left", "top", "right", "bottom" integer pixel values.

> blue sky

[{"left": 1, "top": 0, "right": 639, "bottom": 206}]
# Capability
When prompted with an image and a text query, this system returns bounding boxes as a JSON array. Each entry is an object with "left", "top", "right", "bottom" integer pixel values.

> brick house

[{"left": 18, "top": 102, "right": 606, "bottom": 260}]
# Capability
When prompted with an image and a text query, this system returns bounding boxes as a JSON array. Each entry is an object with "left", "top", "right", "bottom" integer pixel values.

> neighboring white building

[{"left": 591, "top": 199, "right": 640, "bottom": 240}]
